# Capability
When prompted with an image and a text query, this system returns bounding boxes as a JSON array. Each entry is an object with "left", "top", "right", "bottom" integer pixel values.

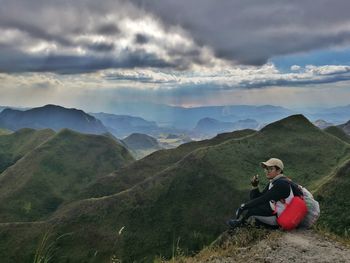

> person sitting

[{"left": 227, "top": 158, "right": 303, "bottom": 229}]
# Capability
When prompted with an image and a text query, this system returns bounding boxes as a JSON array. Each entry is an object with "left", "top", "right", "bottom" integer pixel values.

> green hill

[
  {"left": 0, "top": 128, "right": 55, "bottom": 173},
  {"left": 122, "top": 133, "right": 163, "bottom": 160},
  {"left": 80, "top": 129, "right": 256, "bottom": 199},
  {"left": 315, "top": 158, "right": 350, "bottom": 237},
  {"left": 324, "top": 126, "right": 350, "bottom": 144},
  {"left": 0, "top": 129, "right": 135, "bottom": 222},
  {"left": 0, "top": 115, "right": 349, "bottom": 263}
]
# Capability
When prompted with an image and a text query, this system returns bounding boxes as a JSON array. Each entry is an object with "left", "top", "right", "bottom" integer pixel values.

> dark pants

[{"left": 244, "top": 202, "right": 278, "bottom": 228}]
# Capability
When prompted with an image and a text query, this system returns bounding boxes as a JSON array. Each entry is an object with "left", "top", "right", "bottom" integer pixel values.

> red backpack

[
  {"left": 277, "top": 195, "right": 308, "bottom": 230},
  {"left": 275, "top": 178, "right": 308, "bottom": 230}
]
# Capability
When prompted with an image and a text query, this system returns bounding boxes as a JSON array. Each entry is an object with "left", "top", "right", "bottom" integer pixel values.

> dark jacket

[{"left": 244, "top": 176, "right": 302, "bottom": 210}]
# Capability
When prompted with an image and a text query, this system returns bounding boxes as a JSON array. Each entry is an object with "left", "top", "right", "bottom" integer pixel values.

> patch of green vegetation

[
  {"left": 156, "top": 227, "right": 275, "bottom": 263},
  {"left": 0, "top": 128, "right": 55, "bottom": 173},
  {"left": 0, "top": 129, "right": 135, "bottom": 222},
  {"left": 316, "top": 159, "right": 350, "bottom": 238},
  {"left": 80, "top": 129, "right": 256, "bottom": 199},
  {"left": 324, "top": 126, "right": 350, "bottom": 145},
  {"left": 130, "top": 148, "right": 161, "bottom": 160}
]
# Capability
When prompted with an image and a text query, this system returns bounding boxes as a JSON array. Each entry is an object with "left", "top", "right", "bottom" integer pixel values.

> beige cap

[{"left": 261, "top": 158, "right": 284, "bottom": 170}]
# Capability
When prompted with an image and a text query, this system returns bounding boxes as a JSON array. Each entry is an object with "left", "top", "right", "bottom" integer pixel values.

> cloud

[
  {"left": 305, "top": 65, "right": 350, "bottom": 75},
  {"left": 0, "top": 47, "right": 177, "bottom": 74},
  {"left": 135, "top": 34, "right": 149, "bottom": 45},
  {"left": 0, "top": 0, "right": 214, "bottom": 74},
  {"left": 133, "top": 0, "right": 350, "bottom": 65},
  {"left": 103, "top": 70, "right": 178, "bottom": 84},
  {"left": 2, "top": 63, "right": 350, "bottom": 110},
  {"left": 2, "top": 0, "right": 350, "bottom": 74},
  {"left": 103, "top": 63, "right": 350, "bottom": 98},
  {"left": 291, "top": 65, "right": 301, "bottom": 71}
]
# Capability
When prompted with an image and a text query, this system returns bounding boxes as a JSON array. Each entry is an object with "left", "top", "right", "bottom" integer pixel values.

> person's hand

[
  {"left": 235, "top": 203, "right": 246, "bottom": 219},
  {"left": 251, "top": 174, "right": 259, "bottom": 187}
]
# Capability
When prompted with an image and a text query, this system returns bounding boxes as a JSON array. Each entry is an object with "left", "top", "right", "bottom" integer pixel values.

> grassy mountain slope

[
  {"left": 0, "top": 129, "right": 135, "bottom": 222},
  {"left": 338, "top": 120, "right": 350, "bottom": 135},
  {"left": 1, "top": 115, "right": 349, "bottom": 263},
  {"left": 80, "top": 129, "right": 256, "bottom": 199},
  {"left": 324, "top": 126, "right": 350, "bottom": 144},
  {"left": 122, "top": 133, "right": 163, "bottom": 160},
  {"left": 123, "top": 133, "right": 161, "bottom": 150},
  {"left": 0, "top": 222, "right": 47, "bottom": 263},
  {"left": 47, "top": 115, "right": 350, "bottom": 262},
  {"left": 0, "top": 128, "right": 55, "bottom": 173},
  {"left": 316, "top": 158, "right": 350, "bottom": 237}
]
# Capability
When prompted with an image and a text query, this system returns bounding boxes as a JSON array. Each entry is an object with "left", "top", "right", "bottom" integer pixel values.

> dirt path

[{"left": 205, "top": 229, "right": 350, "bottom": 263}]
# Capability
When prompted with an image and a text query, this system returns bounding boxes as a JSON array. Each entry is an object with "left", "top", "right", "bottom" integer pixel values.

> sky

[{"left": 1, "top": 0, "right": 350, "bottom": 112}]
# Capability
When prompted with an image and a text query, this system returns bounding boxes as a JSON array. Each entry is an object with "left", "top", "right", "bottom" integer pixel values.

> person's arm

[
  {"left": 244, "top": 180, "right": 290, "bottom": 209},
  {"left": 249, "top": 183, "right": 268, "bottom": 200}
]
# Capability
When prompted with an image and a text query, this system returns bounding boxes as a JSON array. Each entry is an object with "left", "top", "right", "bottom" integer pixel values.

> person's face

[{"left": 264, "top": 166, "right": 280, "bottom": 179}]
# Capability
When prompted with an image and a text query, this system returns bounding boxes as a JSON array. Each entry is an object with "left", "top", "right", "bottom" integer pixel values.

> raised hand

[{"left": 251, "top": 174, "right": 259, "bottom": 187}]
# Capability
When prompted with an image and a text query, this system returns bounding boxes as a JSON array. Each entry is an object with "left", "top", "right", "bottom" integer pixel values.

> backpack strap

[{"left": 275, "top": 176, "right": 303, "bottom": 197}]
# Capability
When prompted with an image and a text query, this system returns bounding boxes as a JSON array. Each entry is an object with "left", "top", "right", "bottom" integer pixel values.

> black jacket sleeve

[
  {"left": 244, "top": 179, "right": 291, "bottom": 209},
  {"left": 249, "top": 184, "right": 269, "bottom": 200}
]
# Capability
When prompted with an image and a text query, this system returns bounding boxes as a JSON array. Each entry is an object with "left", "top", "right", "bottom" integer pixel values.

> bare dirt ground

[{"left": 207, "top": 229, "right": 350, "bottom": 263}]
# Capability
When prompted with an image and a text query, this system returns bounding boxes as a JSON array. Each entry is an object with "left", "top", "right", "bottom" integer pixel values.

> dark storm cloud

[
  {"left": 133, "top": 0, "right": 350, "bottom": 65},
  {"left": 86, "top": 42, "right": 116, "bottom": 52},
  {"left": 0, "top": 20, "right": 74, "bottom": 47},
  {"left": 0, "top": 0, "right": 201, "bottom": 73},
  {"left": 0, "top": 47, "right": 173, "bottom": 74},
  {"left": 96, "top": 24, "right": 121, "bottom": 35},
  {"left": 2, "top": 0, "right": 350, "bottom": 74},
  {"left": 136, "top": 72, "right": 350, "bottom": 104},
  {"left": 135, "top": 34, "right": 149, "bottom": 45},
  {"left": 237, "top": 73, "right": 350, "bottom": 90},
  {"left": 104, "top": 74, "right": 174, "bottom": 84}
]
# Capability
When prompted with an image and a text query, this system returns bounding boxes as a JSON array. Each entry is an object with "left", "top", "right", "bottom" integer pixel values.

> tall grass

[{"left": 33, "top": 229, "right": 73, "bottom": 263}]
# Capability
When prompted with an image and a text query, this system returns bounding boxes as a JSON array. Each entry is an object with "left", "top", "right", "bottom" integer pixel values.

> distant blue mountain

[
  {"left": 106, "top": 102, "right": 296, "bottom": 129},
  {"left": 91, "top": 112, "right": 159, "bottom": 138},
  {"left": 0, "top": 106, "right": 28, "bottom": 113},
  {"left": 0, "top": 104, "right": 108, "bottom": 134},
  {"left": 193, "top": 118, "right": 259, "bottom": 138},
  {"left": 304, "top": 105, "right": 350, "bottom": 124}
]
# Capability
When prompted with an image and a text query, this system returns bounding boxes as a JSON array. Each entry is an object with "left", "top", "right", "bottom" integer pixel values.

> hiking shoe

[{"left": 226, "top": 219, "right": 242, "bottom": 229}]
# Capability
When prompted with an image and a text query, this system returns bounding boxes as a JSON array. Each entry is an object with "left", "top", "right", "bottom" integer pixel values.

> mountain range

[
  {"left": 0, "top": 105, "right": 108, "bottom": 134},
  {"left": 104, "top": 102, "right": 296, "bottom": 129},
  {"left": 193, "top": 117, "right": 259, "bottom": 138},
  {"left": 1, "top": 114, "right": 350, "bottom": 262},
  {"left": 2, "top": 103, "right": 350, "bottom": 140},
  {"left": 302, "top": 104, "right": 350, "bottom": 124}
]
